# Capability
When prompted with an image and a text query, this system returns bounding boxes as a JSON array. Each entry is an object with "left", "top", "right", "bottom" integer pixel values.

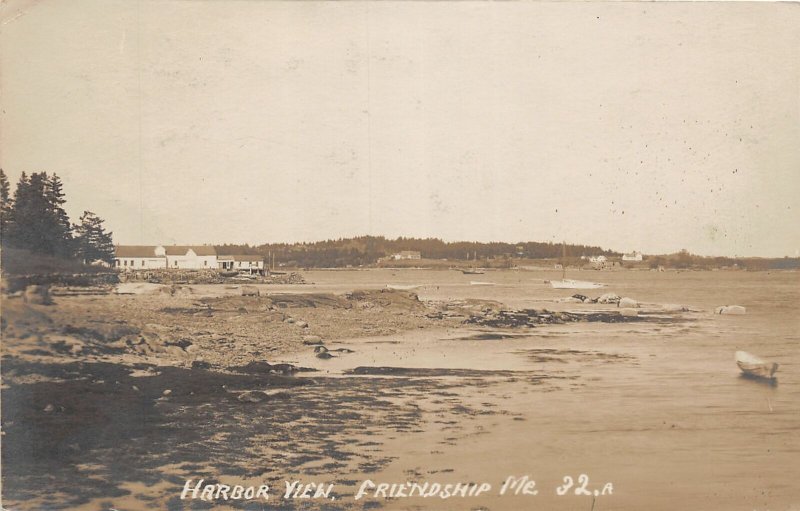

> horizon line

[{"left": 110, "top": 237, "right": 798, "bottom": 260}]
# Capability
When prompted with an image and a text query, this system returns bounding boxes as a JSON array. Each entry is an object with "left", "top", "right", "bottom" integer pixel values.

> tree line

[
  {"left": 217, "top": 236, "right": 617, "bottom": 268},
  {"left": 0, "top": 170, "right": 115, "bottom": 265},
  {"left": 644, "top": 250, "right": 799, "bottom": 271},
  {"left": 216, "top": 237, "right": 799, "bottom": 270}
]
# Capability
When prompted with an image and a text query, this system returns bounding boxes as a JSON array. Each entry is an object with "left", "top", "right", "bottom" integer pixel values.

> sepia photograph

[{"left": 1, "top": 1, "right": 798, "bottom": 509}]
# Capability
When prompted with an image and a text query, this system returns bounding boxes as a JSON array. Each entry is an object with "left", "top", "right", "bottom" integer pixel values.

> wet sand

[{"left": 2, "top": 269, "right": 798, "bottom": 510}]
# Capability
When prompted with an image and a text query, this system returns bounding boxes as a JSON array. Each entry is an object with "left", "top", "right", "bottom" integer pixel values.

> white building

[
  {"left": 164, "top": 246, "right": 217, "bottom": 269},
  {"left": 218, "top": 255, "right": 266, "bottom": 274},
  {"left": 622, "top": 251, "right": 643, "bottom": 262},
  {"left": 115, "top": 245, "right": 168, "bottom": 269},
  {"left": 589, "top": 255, "right": 608, "bottom": 264},
  {"left": 115, "top": 245, "right": 218, "bottom": 270},
  {"left": 393, "top": 251, "right": 422, "bottom": 260}
]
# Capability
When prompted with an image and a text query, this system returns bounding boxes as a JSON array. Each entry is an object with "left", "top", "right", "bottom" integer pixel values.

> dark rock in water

[
  {"left": 572, "top": 294, "right": 588, "bottom": 302},
  {"left": 465, "top": 307, "right": 649, "bottom": 328},
  {"left": 314, "top": 344, "right": 353, "bottom": 354},
  {"left": 455, "top": 332, "right": 521, "bottom": 341},
  {"left": 316, "top": 350, "right": 335, "bottom": 359},
  {"left": 231, "top": 361, "right": 288, "bottom": 374},
  {"left": 229, "top": 361, "right": 314, "bottom": 375},
  {"left": 191, "top": 360, "right": 212, "bottom": 370}
]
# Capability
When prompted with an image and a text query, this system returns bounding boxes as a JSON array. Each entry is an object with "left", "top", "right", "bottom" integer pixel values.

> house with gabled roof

[
  {"left": 115, "top": 245, "right": 167, "bottom": 269},
  {"left": 114, "top": 245, "right": 218, "bottom": 270},
  {"left": 163, "top": 246, "right": 217, "bottom": 269},
  {"left": 622, "top": 251, "right": 643, "bottom": 262},
  {"left": 392, "top": 250, "right": 421, "bottom": 260},
  {"left": 217, "top": 254, "right": 266, "bottom": 275}
]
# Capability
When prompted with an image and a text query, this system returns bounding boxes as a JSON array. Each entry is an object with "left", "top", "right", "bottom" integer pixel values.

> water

[
  {"left": 275, "top": 269, "right": 800, "bottom": 510},
  {"left": 12, "top": 269, "right": 796, "bottom": 510}
]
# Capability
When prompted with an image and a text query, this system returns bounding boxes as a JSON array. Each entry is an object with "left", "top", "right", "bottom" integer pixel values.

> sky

[{"left": 1, "top": 0, "right": 798, "bottom": 257}]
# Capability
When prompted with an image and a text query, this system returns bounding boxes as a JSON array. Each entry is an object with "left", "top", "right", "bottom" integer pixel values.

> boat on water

[
  {"left": 457, "top": 250, "right": 486, "bottom": 274},
  {"left": 470, "top": 281, "right": 495, "bottom": 286},
  {"left": 550, "top": 279, "right": 606, "bottom": 289},
  {"left": 735, "top": 351, "right": 778, "bottom": 380},
  {"left": 549, "top": 242, "right": 605, "bottom": 289}
]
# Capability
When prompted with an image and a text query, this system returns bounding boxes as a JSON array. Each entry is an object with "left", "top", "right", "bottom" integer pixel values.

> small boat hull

[
  {"left": 550, "top": 279, "right": 605, "bottom": 289},
  {"left": 735, "top": 351, "right": 778, "bottom": 379}
]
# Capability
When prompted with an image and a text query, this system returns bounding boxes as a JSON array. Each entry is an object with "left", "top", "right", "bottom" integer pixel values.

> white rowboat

[{"left": 735, "top": 351, "right": 778, "bottom": 379}]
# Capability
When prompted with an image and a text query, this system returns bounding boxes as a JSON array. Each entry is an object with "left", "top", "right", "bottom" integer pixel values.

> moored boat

[
  {"left": 550, "top": 242, "right": 606, "bottom": 289},
  {"left": 735, "top": 351, "right": 778, "bottom": 380}
]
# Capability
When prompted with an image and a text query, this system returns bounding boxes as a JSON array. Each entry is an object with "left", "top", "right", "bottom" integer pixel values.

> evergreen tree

[
  {"left": 6, "top": 172, "right": 75, "bottom": 257},
  {"left": 0, "top": 169, "right": 11, "bottom": 241},
  {"left": 44, "top": 174, "right": 74, "bottom": 258},
  {"left": 7, "top": 171, "right": 41, "bottom": 251},
  {"left": 74, "top": 211, "right": 115, "bottom": 264}
]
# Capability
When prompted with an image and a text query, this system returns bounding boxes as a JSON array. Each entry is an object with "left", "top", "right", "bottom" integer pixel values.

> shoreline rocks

[{"left": 618, "top": 297, "right": 640, "bottom": 309}]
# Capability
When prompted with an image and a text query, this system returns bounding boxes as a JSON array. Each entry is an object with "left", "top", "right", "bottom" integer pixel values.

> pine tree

[
  {"left": 6, "top": 172, "right": 74, "bottom": 257},
  {"left": 0, "top": 169, "right": 11, "bottom": 241},
  {"left": 44, "top": 174, "right": 74, "bottom": 258},
  {"left": 74, "top": 211, "right": 115, "bottom": 264},
  {"left": 7, "top": 171, "right": 42, "bottom": 252}
]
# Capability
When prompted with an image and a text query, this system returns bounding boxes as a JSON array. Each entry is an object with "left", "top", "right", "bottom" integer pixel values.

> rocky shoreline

[{"left": 1, "top": 282, "right": 703, "bottom": 509}]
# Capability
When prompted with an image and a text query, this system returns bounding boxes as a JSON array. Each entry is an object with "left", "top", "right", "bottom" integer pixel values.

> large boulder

[
  {"left": 618, "top": 297, "right": 640, "bottom": 309},
  {"left": 597, "top": 293, "right": 621, "bottom": 304},
  {"left": 302, "top": 335, "right": 323, "bottom": 345},
  {"left": 241, "top": 285, "right": 260, "bottom": 297},
  {"left": 715, "top": 305, "right": 746, "bottom": 315}
]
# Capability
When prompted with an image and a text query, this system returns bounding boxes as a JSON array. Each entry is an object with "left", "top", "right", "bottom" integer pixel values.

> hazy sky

[{"left": 2, "top": 1, "right": 798, "bottom": 256}]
